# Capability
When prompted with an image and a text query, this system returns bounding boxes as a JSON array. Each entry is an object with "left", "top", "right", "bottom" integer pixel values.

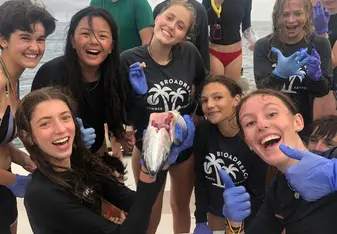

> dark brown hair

[
  {"left": 310, "top": 115, "right": 337, "bottom": 141},
  {"left": 236, "top": 89, "right": 299, "bottom": 128},
  {"left": 15, "top": 87, "right": 125, "bottom": 206},
  {"left": 0, "top": 0, "right": 56, "bottom": 45}
]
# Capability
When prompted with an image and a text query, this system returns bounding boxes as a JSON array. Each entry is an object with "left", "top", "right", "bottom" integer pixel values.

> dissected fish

[{"left": 142, "top": 111, "right": 187, "bottom": 177}]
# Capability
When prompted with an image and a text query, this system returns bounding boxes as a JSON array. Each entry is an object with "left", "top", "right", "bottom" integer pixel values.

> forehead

[
  {"left": 162, "top": 5, "right": 191, "bottom": 24},
  {"left": 32, "top": 100, "right": 69, "bottom": 118},
  {"left": 77, "top": 16, "right": 110, "bottom": 29},
  {"left": 202, "top": 82, "right": 231, "bottom": 96},
  {"left": 13, "top": 22, "right": 46, "bottom": 36},
  {"left": 283, "top": 0, "right": 304, "bottom": 11},
  {"left": 239, "top": 94, "right": 286, "bottom": 115}
]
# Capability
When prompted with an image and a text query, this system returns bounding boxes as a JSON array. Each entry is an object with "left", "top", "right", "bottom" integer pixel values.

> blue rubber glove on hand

[
  {"left": 193, "top": 223, "right": 212, "bottom": 234},
  {"left": 280, "top": 144, "right": 337, "bottom": 202},
  {"left": 76, "top": 118, "right": 96, "bottom": 149},
  {"left": 272, "top": 47, "right": 310, "bottom": 79},
  {"left": 306, "top": 49, "right": 322, "bottom": 81},
  {"left": 219, "top": 169, "right": 251, "bottom": 222},
  {"left": 7, "top": 174, "right": 32, "bottom": 198},
  {"left": 129, "top": 62, "right": 148, "bottom": 95},
  {"left": 167, "top": 115, "right": 195, "bottom": 165},
  {"left": 313, "top": 1, "right": 330, "bottom": 35}
]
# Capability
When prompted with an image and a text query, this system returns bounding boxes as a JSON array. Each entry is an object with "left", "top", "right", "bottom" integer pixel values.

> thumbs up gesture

[
  {"left": 219, "top": 169, "right": 251, "bottom": 222},
  {"left": 280, "top": 144, "right": 337, "bottom": 202}
]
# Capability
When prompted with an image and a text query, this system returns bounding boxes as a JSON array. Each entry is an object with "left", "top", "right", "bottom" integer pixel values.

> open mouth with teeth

[
  {"left": 52, "top": 137, "right": 70, "bottom": 146},
  {"left": 261, "top": 135, "right": 281, "bottom": 149},
  {"left": 286, "top": 25, "right": 298, "bottom": 31},
  {"left": 86, "top": 49, "right": 100, "bottom": 56}
]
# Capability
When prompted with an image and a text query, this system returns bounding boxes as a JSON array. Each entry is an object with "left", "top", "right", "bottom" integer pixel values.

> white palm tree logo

[
  {"left": 147, "top": 84, "right": 172, "bottom": 111},
  {"left": 223, "top": 164, "right": 240, "bottom": 180},
  {"left": 204, "top": 153, "right": 225, "bottom": 187},
  {"left": 170, "top": 88, "right": 187, "bottom": 110}
]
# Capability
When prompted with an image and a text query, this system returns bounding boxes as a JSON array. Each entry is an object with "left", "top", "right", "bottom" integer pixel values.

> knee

[{"left": 170, "top": 196, "right": 191, "bottom": 213}]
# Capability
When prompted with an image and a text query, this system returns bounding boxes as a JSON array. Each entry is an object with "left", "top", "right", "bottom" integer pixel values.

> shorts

[{"left": 0, "top": 168, "right": 18, "bottom": 234}]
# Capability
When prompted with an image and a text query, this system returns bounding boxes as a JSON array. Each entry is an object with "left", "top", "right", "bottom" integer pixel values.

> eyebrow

[
  {"left": 201, "top": 92, "right": 223, "bottom": 98},
  {"left": 240, "top": 103, "right": 280, "bottom": 120},
  {"left": 79, "top": 27, "right": 110, "bottom": 34},
  {"left": 35, "top": 111, "right": 71, "bottom": 124}
]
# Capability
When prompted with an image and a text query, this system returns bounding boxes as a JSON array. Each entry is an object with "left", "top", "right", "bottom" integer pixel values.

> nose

[
  {"left": 29, "top": 40, "right": 39, "bottom": 51},
  {"left": 287, "top": 14, "right": 296, "bottom": 23},
  {"left": 54, "top": 119, "right": 66, "bottom": 133},
  {"left": 206, "top": 99, "right": 215, "bottom": 109},
  {"left": 256, "top": 120, "right": 269, "bottom": 132},
  {"left": 89, "top": 34, "right": 99, "bottom": 44}
]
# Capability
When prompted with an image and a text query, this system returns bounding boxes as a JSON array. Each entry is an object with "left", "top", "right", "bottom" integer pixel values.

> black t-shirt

[
  {"left": 31, "top": 56, "right": 107, "bottom": 153},
  {"left": 254, "top": 34, "right": 332, "bottom": 141},
  {"left": 202, "top": 0, "right": 252, "bottom": 45},
  {"left": 153, "top": 0, "right": 210, "bottom": 70},
  {"left": 24, "top": 169, "right": 167, "bottom": 234},
  {"left": 328, "top": 13, "right": 337, "bottom": 91},
  {"left": 247, "top": 148, "right": 337, "bottom": 234},
  {"left": 120, "top": 42, "right": 209, "bottom": 151},
  {"left": 193, "top": 120, "right": 267, "bottom": 224}
]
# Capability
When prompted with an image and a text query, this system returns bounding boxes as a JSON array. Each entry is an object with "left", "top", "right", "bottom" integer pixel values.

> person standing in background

[
  {"left": 90, "top": 0, "right": 154, "bottom": 52},
  {"left": 153, "top": 0, "right": 210, "bottom": 70}
]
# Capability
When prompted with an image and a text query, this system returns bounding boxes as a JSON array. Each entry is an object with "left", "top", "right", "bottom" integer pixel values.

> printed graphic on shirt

[
  {"left": 146, "top": 79, "right": 191, "bottom": 112},
  {"left": 203, "top": 151, "right": 248, "bottom": 188},
  {"left": 272, "top": 63, "right": 307, "bottom": 94}
]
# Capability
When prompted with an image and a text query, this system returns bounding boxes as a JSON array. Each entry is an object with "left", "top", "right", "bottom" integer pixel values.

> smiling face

[
  {"left": 239, "top": 94, "right": 304, "bottom": 168},
  {"left": 201, "top": 82, "right": 239, "bottom": 124},
  {"left": 0, "top": 22, "right": 46, "bottom": 69},
  {"left": 279, "top": 0, "right": 308, "bottom": 43},
  {"left": 322, "top": 0, "right": 337, "bottom": 11},
  {"left": 154, "top": 4, "right": 193, "bottom": 46},
  {"left": 71, "top": 16, "right": 113, "bottom": 69},
  {"left": 30, "top": 99, "right": 75, "bottom": 167}
]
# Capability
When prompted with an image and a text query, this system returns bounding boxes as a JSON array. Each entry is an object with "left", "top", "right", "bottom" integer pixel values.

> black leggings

[{"left": 0, "top": 168, "right": 18, "bottom": 234}]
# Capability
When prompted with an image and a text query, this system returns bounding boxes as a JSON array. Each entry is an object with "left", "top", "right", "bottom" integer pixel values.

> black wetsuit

[
  {"left": 193, "top": 120, "right": 267, "bottom": 228},
  {"left": 25, "top": 169, "right": 167, "bottom": 234},
  {"left": 202, "top": 0, "right": 252, "bottom": 45},
  {"left": 247, "top": 147, "right": 337, "bottom": 234},
  {"left": 254, "top": 34, "right": 332, "bottom": 142},
  {"left": 121, "top": 42, "right": 209, "bottom": 163},
  {"left": 31, "top": 56, "right": 108, "bottom": 154},
  {"left": 153, "top": 0, "right": 210, "bottom": 70}
]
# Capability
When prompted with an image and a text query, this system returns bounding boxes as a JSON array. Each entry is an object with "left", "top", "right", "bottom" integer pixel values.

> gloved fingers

[
  {"left": 235, "top": 201, "right": 252, "bottom": 212},
  {"left": 298, "top": 57, "right": 310, "bottom": 67},
  {"left": 311, "top": 49, "right": 321, "bottom": 60},
  {"left": 129, "top": 62, "right": 141, "bottom": 69},
  {"left": 85, "top": 139, "right": 95, "bottom": 147},
  {"left": 271, "top": 47, "right": 282, "bottom": 57},
  {"left": 225, "top": 185, "right": 247, "bottom": 195},
  {"left": 173, "top": 123, "right": 184, "bottom": 144},
  {"left": 183, "top": 115, "right": 195, "bottom": 141},
  {"left": 76, "top": 117, "right": 84, "bottom": 129},
  {"left": 324, "top": 10, "right": 330, "bottom": 19},
  {"left": 219, "top": 169, "right": 235, "bottom": 189},
  {"left": 130, "top": 66, "right": 144, "bottom": 72},
  {"left": 83, "top": 128, "right": 95, "bottom": 135},
  {"left": 129, "top": 71, "right": 140, "bottom": 77},
  {"left": 279, "top": 144, "right": 304, "bottom": 160}
]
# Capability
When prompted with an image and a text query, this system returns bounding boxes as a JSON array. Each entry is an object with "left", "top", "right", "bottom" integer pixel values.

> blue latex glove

[
  {"left": 76, "top": 118, "right": 96, "bottom": 148},
  {"left": 193, "top": 223, "right": 212, "bottom": 234},
  {"left": 272, "top": 47, "right": 310, "bottom": 79},
  {"left": 167, "top": 115, "right": 195, "bottom": 165},
  {"left": 129, "top": 62, "right": 148, "bottom": 95},
  {"left": 219, "top": 169, "right": 251, "bottom": 222},
  {"left": 313, "top": 2, "right": 330, "bottom": 35},
  {"left": 280, "top": 144, "right": 337, "bottom": 202},
  {"left": 306, "top": 49, "right": 322, "bottom": 81},
  {"left": 6, "top": 174, "right": 31, "bottom": 198}
]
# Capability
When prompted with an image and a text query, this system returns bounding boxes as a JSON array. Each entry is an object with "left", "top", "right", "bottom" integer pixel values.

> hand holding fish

[
  {"left": 129, "top": 62, "right": 148, "bottom": 95},
  {"left": 167, "top": 115, "right": 195, "bottom": 165}
]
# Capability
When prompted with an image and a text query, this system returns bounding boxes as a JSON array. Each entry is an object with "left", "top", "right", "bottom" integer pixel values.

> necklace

[
  {"left": 288, "top": 181, "right": 300, "bottom": 199},
  {"left": 211, "top": 0, "right": 222, "bottom": 18},
  {"left": 0, "top": 57, "right": 20, "bottom": 102},
  {"left": 89, "top": 79, "right": 100, "bottom": 91},
  {"left": 147, "top": 44, "right": 172, "bottom": 63}
]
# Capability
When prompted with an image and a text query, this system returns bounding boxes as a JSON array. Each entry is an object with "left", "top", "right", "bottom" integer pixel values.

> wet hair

[
  {"left": 268, "top": 0, "right": 314, "bottom": 62},
  {"left": 310, "top": 115, "right": 337, "bottom": 142},
  {"left": 202, "top": 75, "right": 244, "bottom": 98},
  {"left": 15, "top": 86, "right": 125, "bottom": 206},
  {"left": 158, "top": 1, "right": 197, "bottom": 38},
  {"left": 236, "top": 89, "right": 299, "bottom": 128},
  {"left": 64, "top": 6, "right": 127, "bottom": 139},
  {"left": 0, "top": 0, "right": 56, "bottom": 46}
]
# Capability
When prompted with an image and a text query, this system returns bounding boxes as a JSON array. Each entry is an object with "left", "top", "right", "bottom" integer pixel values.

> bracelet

[
  {"left": 225, "top": 218, "right": 244, "bottom": 234},
  {"left": 140, "top": 166, "right": 149, "bottom": 175}
]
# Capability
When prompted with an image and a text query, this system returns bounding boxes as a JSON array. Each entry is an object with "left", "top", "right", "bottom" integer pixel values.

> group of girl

[{"left": 1, "top": 0, "right": 337, "bottom": 234}]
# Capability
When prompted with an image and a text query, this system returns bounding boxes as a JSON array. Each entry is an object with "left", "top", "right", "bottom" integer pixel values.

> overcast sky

[{"left": 0, "top": 0, "right": 276, "bottom": 22}]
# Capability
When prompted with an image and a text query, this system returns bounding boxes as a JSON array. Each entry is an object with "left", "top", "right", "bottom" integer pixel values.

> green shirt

[{"left": 90, "top": 0, "right": 154, "bottom": 52}]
